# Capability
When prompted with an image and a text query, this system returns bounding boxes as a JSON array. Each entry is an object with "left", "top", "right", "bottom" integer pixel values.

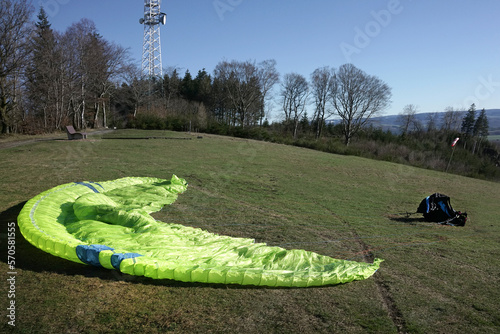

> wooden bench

[{"left": 66, "top": 126, "right": 87, "bottom": 140}]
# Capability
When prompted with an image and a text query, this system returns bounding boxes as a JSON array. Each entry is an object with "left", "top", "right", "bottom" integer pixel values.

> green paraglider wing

[{"left": 18, "top": 175, "right": 382, "bottom": 287}]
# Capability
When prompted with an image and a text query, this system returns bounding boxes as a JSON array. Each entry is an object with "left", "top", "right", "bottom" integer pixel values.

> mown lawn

[{"left": 1, "top": 129, "right": 499, "bottom": 333}]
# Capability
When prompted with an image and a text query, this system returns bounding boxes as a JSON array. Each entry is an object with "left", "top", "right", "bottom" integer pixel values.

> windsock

[{"left": 451, "top": 137, "right": 460, "bottom": 147}]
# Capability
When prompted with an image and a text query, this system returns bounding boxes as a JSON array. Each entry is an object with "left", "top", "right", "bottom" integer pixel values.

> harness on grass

[{"left": 416, "top": 193, "right": 467, "bottom": 226}]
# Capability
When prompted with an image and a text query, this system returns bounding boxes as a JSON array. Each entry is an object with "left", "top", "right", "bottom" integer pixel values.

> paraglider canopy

[{"left": 18, "top": 175, "right": 383, "bottom": 287}]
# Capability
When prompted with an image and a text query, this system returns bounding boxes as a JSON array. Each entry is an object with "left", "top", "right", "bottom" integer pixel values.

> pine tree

[
  {"left": 472, "top": 108, "right": 489, "bottom": 154},
  {"left": 193, "top": 68, "right": 212, "bottom": 104},
  {"left": 35, "top": 6, "right": 51, "bottom": 30},
  {"left": 473, "top": 108, "right": 489, "bottom": 138},
  {"left": 460, "top": 103, "right": 476, "bottom": 149},
  {"left": 180, "top": 70, "right": 195, "bottom": 101},
  {"left": 26, "top": 6, "right": 59, "bottom": 130},
  {"left": 461, "top": 103, "right": 476, "bottom": 135},
  {"left": 300, "top": 112, "right": 310, "bottom": 134}
]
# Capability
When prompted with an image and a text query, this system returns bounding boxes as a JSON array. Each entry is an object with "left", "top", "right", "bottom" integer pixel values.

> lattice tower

[{"left": 139, "top": 0, "right": 166, "bottom": 78}]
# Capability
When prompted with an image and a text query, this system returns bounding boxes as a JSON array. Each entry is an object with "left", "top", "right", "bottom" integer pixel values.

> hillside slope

[
  {"left": 367, "top": 109, "right": 500, "bottom": 136},
  {"left": 1, "top": 130, "right": 499, "bottom": 333}
]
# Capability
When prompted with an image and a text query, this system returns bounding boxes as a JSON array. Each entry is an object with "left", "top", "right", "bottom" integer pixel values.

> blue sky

[{"left": 35, "top": 0, "right": 500, "bottom": 118}]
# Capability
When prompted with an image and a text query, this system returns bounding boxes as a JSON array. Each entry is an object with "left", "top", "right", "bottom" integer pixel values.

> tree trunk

[
  {"left": 94, "top": 101, "right": 99, "bottom": 128},
  {"left": 0, "top": 102, "right": 9, "bottom": 134},
  {"left": 81, "top": 99, "right": 85, "bottom": 129},
  {"left": 103, "top": 100, "right": 107, "bottom": 128},
  {"left": 293, "top": 118, "right": 299, "bottom": 139},
  {"left": 344, "top": 135, "right": 351, "bottom": 146},
  {"left": 43, "top": 105, "right": 47, "bottom": 130}
]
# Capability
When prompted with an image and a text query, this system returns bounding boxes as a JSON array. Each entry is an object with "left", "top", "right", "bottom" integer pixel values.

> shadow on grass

[
  {"left": 0, "top": 202, "right": 272, "bottom": 290},
  {"left": 388, "top": 214, "right": 428, "bottom": 225}
]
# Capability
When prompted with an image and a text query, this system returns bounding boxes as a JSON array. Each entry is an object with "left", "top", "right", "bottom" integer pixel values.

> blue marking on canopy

[
  {"left": 75, "top": 182, "right": 103, "bottom": 193},
  {"left": 111, "top": 253, "right": 144, "bottom": 270},
  {"left": 76, "top": 244, "right": 115, "bottom": 267}
]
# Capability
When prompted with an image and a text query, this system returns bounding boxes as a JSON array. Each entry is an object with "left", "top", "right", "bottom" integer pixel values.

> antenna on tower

[{"left": 139, "top": 0, "right": 166, "bottom": 79}]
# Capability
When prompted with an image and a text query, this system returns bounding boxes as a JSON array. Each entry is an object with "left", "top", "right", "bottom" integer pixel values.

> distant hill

[{"left": 365, "top": 109, "right": 500, "bottom": 136}]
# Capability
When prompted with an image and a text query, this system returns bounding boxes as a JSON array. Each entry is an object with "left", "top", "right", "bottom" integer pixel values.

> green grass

[
  {"left": 1, "top": 129, "right": 499, "bottom": 333},
  {"left": 488, "top": 135, "right": 500, "bottom": 141}
]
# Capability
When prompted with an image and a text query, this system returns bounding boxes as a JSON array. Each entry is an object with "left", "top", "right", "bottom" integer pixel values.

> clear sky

[{"left": 35, "top": 0, "right": 500, "bottom": 118}]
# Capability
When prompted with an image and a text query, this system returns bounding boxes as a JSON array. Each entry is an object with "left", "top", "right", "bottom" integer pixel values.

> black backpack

[{"left": 416, "top": 193, "right": 467, "bottom": 226}]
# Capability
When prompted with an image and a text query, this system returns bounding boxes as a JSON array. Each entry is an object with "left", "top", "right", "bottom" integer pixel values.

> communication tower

[{"left": 139, "top": 0, "right": 167, "bottom": 78}]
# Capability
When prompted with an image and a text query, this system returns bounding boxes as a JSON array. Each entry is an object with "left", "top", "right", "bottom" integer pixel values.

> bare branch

[{"left": 330, "top": 64, "right": 391, "bottom": 145}]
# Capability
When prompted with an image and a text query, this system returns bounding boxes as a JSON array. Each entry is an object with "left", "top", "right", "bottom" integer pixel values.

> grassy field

[
  {"left": 1, "top": 129, "right": 499, "bottom": 333},
  {"left": 488, "top": 134, "right": 500, "bottom": 142}
]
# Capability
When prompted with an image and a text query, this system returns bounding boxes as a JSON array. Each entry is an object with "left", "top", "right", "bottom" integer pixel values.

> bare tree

[
  {"left": 441, "top": 106, "right": 462, "bottom": 132},
  {"left": 91, "top": 38, "right": 129, "bottom": 128},
  {"left": 281, "top": 72, "right": 309, "bottom": 139},
  {"left": 213, "top": 60, "right": 263, "bottom": 127},
  {"left": 330, "top": 64, "right": 391, "bottom": 145},
  {"left": 125, "top": 64, "right": 158, "bottom": 118},
  {"left": 397, "top": 104, "right": 419, "bottom": 136},
  {"left": 163, "top": 66, "right": 182, "bottom": 110},
  {"left": 58, "top": 28, "right": 83, "bottom": 128},
  {"left": 0, "top": 0, "right": 33, "bottom": 133},
  {"left": 311, "top": 66, "right": 335, "bottom": 139},
  {"left": 63, "top": 19, "right": 106, "bottom": 129},
  {"left": 426, "top": 112, "right": 438, "bottom": 133},
  {"left": 257, "top": 59, "right": 279, "bottom": 125}
]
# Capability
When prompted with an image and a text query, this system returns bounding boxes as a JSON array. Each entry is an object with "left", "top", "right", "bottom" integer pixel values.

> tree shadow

[
  {"left": 1, "top": 201, "right": 101, "bottom": 277},
  {"left": 387, "top": 214, "right": 428, "bottom": 226}
]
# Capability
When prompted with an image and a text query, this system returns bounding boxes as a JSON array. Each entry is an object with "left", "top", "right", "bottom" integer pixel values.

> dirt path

[
  {"left": 0, "top": 129, "right": 114, "bottom": 150},
  {"left": 322, "top": 204, "right": 408, "bottom": 334},
  {"left": 342, "top": 218, "right": 407, "bottom": 334}
]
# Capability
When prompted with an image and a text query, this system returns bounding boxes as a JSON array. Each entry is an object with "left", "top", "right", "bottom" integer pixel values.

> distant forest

[{"left": 1, "top": 2, "right": 499, "bottom": 180}]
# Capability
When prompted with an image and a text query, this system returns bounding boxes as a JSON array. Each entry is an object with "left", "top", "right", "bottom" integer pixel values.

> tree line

[
  {"left": 1, "top": 1, "right": 392, "bottom": 147},
  {"left": 1, "top": 2, "right": 130, "bottom": 134},
  {"left": 2, "top": 1, "right": 498, "bottom": 179},
  {"left": 125, "top": 62, "right": 391, "bottom": 147},
  {"left": 397, "top": 103, "right": 491, "bottom": 155}
]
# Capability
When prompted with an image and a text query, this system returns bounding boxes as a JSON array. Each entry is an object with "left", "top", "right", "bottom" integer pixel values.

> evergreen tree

[
  {"left": 180, "top": 70, "right": 195, "bottom": 101},
  {"left": 163, "top": 68, "right": 181, "bottom": 108},
  {"left": 26, "top": 6, "right": 60, "bottom": 130},
  {"left": 35, "top": 6, "right": 51, "bottom": 30},
  {"left": 473, "top": 108, "right": 489, "bottom": 138},
  {"left": 472, "top": 108, "right": 489, "bottom": 154},
  {"left": 460, "top": 103, "right": 476, "bottom": 149},
  {"left": 299, "top": 112, "right": 310, "bottom": 134},
  {"left": 461, "top": 103, "right": 476, "bottom": 136},
  {"left": 193, "top": 68, "right": 212, "bottom": 104}
]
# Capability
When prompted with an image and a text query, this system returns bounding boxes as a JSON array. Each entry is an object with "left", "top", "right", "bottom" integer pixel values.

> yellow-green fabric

[{"left": 18, "top": 175, "right": 382, "bottom": 287}]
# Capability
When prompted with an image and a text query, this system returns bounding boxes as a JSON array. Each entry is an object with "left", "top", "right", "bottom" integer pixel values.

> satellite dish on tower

[
  {"left": 139, "top": 18, "right": 145, "bottom": 24},
  {"left": 160, "top": 13, "right": 167, "bottom": 25}
]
